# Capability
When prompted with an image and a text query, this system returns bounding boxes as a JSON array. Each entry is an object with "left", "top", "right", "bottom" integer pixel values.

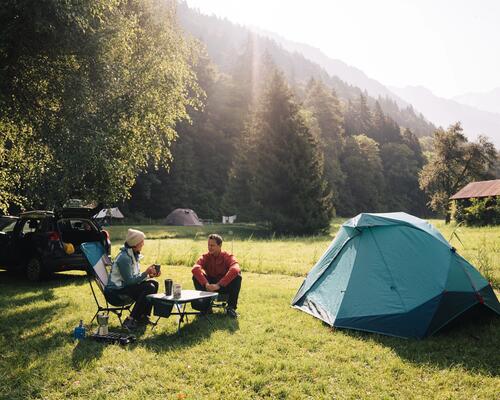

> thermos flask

[{"left": 165, "top": 279, "right": 173, "bottom": 296}]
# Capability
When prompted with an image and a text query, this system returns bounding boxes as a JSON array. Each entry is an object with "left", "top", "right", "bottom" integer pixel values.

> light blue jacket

[{"left": 106, "top": 245, "right": 147, "bottom": 289}]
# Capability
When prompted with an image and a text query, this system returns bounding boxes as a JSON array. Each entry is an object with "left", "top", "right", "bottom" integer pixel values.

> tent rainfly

[
  {"left": 94, "top": 207, "right": 124, "bottom": 219},
  {"left": 165, "top": 208, "right": 203, "bottom": 226},
  {"left": 292, "top": 212, "right": 500, "bottom": 338}
]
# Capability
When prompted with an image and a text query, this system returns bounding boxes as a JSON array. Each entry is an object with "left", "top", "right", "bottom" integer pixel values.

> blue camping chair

[{"left": 81, "top": 242, "right": 134, "bottom": 327}]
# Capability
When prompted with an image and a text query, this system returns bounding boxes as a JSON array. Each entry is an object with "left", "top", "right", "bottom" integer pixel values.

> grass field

[
  {"left": 108, "top": 220, "right": 500, "bottom": 284},
  {"left": 1, "top": 219, "right": 499, "bottom": 399}
]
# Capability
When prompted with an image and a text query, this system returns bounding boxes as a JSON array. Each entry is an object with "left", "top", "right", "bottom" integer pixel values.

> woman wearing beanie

[{"left": 105, "top": 228, "right": 160, "bottom": 330}]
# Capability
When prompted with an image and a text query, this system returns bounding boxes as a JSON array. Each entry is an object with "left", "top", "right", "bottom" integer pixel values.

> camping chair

[
  {"left": 80, "top": 242, "right": 134, "bottom": 327},
  {"left": 211, "top": 293, "right": 229, "bottom": 311}
]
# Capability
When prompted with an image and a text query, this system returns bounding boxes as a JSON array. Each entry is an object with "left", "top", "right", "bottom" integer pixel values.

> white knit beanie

[{"left": 125, "top": 228, "right": 146, "bottom": 247}]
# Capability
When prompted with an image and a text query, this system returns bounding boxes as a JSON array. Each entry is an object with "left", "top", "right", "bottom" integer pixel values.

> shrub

[
  {"left": 474, "top": 237, "right": 499, "bottom": 289},
  {"left": 462, "top": 197, "right": 500, "bottom": 226}
]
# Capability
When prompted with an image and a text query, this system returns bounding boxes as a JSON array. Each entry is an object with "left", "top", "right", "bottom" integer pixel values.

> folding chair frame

[
  {"left": 87, "top": 272, "right": 133, "bottom": 327},
  {"left": 81, "top": 241, "right": 134, "bottom": 328},
  {"left": 211, "top": 293, "right": 229, "bottom": 311}
]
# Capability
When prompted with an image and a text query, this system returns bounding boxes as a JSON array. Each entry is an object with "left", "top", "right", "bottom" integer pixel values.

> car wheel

[{"left": 26, "top": 258, "right": 45, "bottom": 282}]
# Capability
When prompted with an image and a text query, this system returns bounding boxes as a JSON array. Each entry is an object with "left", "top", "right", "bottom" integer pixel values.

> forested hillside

[
  {"left": 177, "top": 2, "right": 436, "bottom": 138},
  {"left": 124, "top": 2, "right": 433, "bottom": 226},
  {"left": 1, "top": 1, "right": 495, "bottom": 234}
]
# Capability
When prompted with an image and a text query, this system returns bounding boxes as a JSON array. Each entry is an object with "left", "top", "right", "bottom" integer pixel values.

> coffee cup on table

[
  {"left": 153, "top": 264, "right": 161, "bottom": 274},
  {"left": 173, "top": 283, "right": 182, "bottom": 299}
]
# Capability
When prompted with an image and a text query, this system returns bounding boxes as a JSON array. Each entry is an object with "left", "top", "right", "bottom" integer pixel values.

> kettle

[{"left": 96, "top": 313, "right": 109, "bottom": 335}]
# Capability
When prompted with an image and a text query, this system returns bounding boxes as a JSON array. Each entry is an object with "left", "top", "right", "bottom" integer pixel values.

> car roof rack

[{"left": 19, "top": 210, "right": 55, "bottom": 218}]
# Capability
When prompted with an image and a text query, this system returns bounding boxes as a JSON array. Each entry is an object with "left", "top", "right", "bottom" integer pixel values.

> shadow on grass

[
  {"left": 69, "top": 313, "right": 239, "bottom": 367},
  {"left": 0, "top": 292, "right": 74, "bottom": 399},
  {"left": 344, "top": 310, "right": 500, "bottom": 376},
  {"left": 139, "top": 312, "right": 240, "bottom": 353},
  {"left": 0, "top": 269, "right": 95, "bottom": 397},
  {"left": 71, "top": 337, "right": 106, "bottom": 370},
  {"left": 0, "top": 269, "right": 88, "bottom": 288}
]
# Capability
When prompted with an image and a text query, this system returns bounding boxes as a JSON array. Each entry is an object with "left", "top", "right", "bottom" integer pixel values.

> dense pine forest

[
  {"left": 124, "top": 3, "right": 440, "bottom": 228},
  {"left": 1, "top": 1, "right": 497, "bottom": 234}
]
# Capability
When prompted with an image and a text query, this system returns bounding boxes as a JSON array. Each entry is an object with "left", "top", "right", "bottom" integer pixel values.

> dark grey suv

[
  {"left": 0, "top": 208, "right": 111, "bottom": 281},
  {"left": 0, "top": 215, "right": 18, "bottom": 230}
]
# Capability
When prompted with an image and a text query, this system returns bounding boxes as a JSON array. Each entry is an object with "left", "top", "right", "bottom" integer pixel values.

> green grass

[
  {"left": 1, "top": 219, "right": 499, "bottom": 399},
  {"left": 108, "top": 219, "right": 500, "bottom": 285}
]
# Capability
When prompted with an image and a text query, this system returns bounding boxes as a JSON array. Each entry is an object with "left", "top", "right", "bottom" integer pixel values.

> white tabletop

[{"left": 147, "top": 290, "right": 218, "bottom": 304}]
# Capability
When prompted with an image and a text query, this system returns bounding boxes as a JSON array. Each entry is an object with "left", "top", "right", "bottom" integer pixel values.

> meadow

[
  {"left": 109, "top": 219, "right": 499, "bottom": 284},
  {"left": 0, "top": 218, "right": 498, "bottom": 399}
]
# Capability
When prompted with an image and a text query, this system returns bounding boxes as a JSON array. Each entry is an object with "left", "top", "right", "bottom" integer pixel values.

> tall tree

[
  {"left": 304, "top": 79, "right": 345, "bottom": 212},
  {"left": 0, "top": 120, "right": 51, "bottom": 213},
  {"left": 380, "top": 142, "right": 423, "bottom": 213},
  {"left": 223, "top": 115, "right": 260, "bottom": 221},
  {"left": 419, "top": 123, "right": 497, "bottom": 222},
  {"left": 0, "top": 0, "right": 200, "bottom": 211},
  {"left": 368, "top": 101, "right": 403, "bottom": 144},
  {"left": 252, "top": 70, "right": 333, "bottom": 234},
  {"left": 338, "top": 135, "right": 385, "bottom": 215},
  {"left": 128, "top": 48, "right": 234, "bottom": 219},
  {"left": 344, "top": 93, "right": 372, "bottom": 136}
]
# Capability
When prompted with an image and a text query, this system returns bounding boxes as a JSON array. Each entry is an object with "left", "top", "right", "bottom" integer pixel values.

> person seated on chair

[
  {"left": 191, "top": 234, "right": 242, "bottom": 318},
  {"left": 105, "top": 228, "right": 160, "bottom": 330}
]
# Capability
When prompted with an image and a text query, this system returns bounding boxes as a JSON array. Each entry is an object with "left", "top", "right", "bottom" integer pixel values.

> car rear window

[
  {"left": 0, "top": 220, "right": 17, "bottom": 233},
  {"left": 57, "top": 219, "right": 98, "bottom": 232},
  {"left": 21, "top": 218, "right": 44, "bottom": 234}
]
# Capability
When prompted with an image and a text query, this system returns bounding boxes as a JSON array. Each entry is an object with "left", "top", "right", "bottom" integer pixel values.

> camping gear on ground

[
  {"left": 96, "top": 313, "right": 109, "bottom": 335},
  {"left": 292, "top": 212, "right": 500, "bottom": 339},
  {"left": 165, "top": 279, "right": 173, "bottom": 296},
  {"left": 89, "top": 331, "right": 136, "bottom": 345},
  {"left": 165, "top": 208, "right": 203, "bottom": 226},
  {"left": 63, "top": 242, "right": 75, "bottom": 255},
  {"left": 81, "top": 242, "right": 134, "bottom": 327},
  {"left": 173, "top": 283, "right": 182, "bottom": 299},
  {"left": 73, "top": 320, "right": 86, "bottom": 340}
]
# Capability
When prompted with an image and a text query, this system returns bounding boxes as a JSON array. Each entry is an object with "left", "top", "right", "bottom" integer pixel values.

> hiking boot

[
  {"left": 226, "top": 308, "right": 238, "bottom": 319},
  {"left": 123, "top": 317, "right": 138, "bottom": 331}
]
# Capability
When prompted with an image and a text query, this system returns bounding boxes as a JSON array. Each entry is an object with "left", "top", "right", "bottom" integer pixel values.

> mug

[
  {"left": 173, "top": 283, "right": 182, "bottom": 299},
  {"left": 165, "top": 279, "right": 173, "bottom": 296}
]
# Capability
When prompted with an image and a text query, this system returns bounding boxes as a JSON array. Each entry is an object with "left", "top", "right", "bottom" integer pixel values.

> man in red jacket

[{"left": 191, "top": 234, "right": 242, "bottom": 318}]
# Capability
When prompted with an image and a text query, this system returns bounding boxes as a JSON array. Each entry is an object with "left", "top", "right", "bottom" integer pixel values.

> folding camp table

[{"left": 147, "top": 290, "right": 218, "bottom": 333}]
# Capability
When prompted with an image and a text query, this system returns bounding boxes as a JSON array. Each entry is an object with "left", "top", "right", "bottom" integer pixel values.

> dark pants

[
  {"left": 119, "top": 280, "right": 158, "bottom": 320},
  {"left": 192, "top": 275, "right": 242, "bottom": 310}
]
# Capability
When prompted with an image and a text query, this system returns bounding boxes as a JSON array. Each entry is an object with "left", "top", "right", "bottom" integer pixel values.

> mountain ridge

[
  {"left": 453, "top": 87, "right": 500, "bottom": 115},
  {"left": 390, "top": 85, "right": 500, "bottom": 147},
  {"left": 177, "top": 1, "right": 435, "bottom": 138},
  {"left": 250, "top": 26, "right": 410, "bottom": 109}
]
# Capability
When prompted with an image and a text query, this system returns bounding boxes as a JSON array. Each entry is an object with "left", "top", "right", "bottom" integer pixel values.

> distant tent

[
  {"left": 222, "top": 215, "right": 237, "bottom": 224},
  {"left": 94, "top": 207, "right": 125, "bottom": 219},
  {"left": 292, "top": 212, "right": 500, "bottom": 339},
  {"left": 165, "top": 208, "right": 203, "bottom": 226}
]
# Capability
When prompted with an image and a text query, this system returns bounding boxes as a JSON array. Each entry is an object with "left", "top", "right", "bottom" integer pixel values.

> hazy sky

[{"left": 185, "top": 0, "right": 500, "bottom": 99}]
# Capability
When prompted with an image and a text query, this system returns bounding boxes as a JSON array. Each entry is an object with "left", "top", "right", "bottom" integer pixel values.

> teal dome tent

[{"left": 292, "top": 212, "right": 500, "bottom": 338}]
